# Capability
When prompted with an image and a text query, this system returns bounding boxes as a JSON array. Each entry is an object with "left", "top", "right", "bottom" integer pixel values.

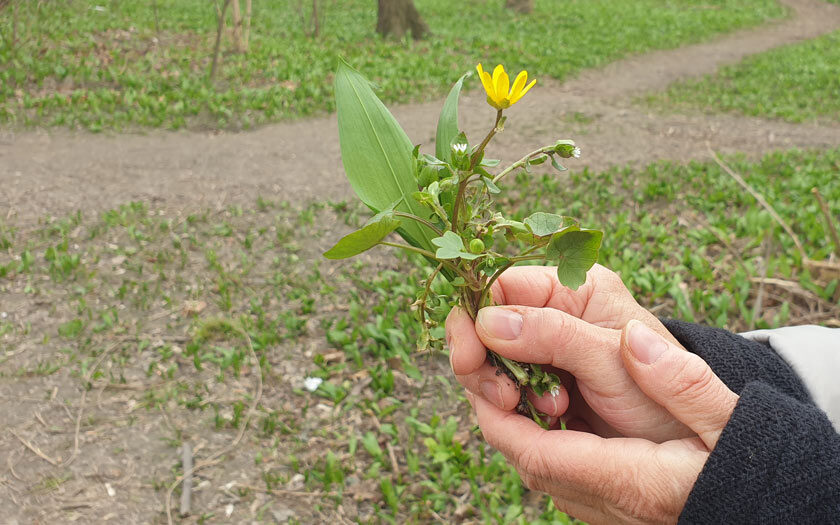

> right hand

[{"left": 446, "top": 264, "right": 695, "bottom": 442}]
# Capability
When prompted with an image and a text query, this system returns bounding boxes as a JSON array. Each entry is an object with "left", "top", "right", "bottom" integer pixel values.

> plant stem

[
  {"left": 452, "top": 109, "right": 503, "bottom": 233},
  {"left": 418, "top": 263, "right": 443, "bottom": 332},
  {"left": 470, "top": 109, "right": 504, "bottom": 170},
  {"left": 393, "top": 211, "right": 443, "bottom": 236},
  {"left": 492, "top": 145, "right": 557, "bottom": 184}
]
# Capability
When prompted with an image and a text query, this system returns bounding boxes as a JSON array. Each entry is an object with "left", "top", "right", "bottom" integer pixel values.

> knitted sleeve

[
  {"left": 661, "top": 320, "right": 840, "bottom": 522},
  {"left": 678, "top": 381, "right": 840, "bottom": 523},
  {"left": 661, "top": 318, "right": 811, "bottom": 401}
]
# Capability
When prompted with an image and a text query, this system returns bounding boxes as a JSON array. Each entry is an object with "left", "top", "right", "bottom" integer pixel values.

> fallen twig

[
  {"left": 10, "top": 430, "right": 59, "bottom": 466},
  {"left": 708, "top": 146, "right": 807, "bottom": 262},
  {"left": 68, "top": 341, "right": 121, "bottom": 467},
  {"left": 179, "top": 443, "right": 193, "bottom": 517},
  {"left": 812, "top": 187, "right": 840, "bottom": 261},
  {"left": 164, "top": 326, "right": 263, "bottom": 525}
]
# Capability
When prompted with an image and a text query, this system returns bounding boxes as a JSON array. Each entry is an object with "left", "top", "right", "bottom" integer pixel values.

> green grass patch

[
  {"left": 0, "top": 0, "right": 785, "bottom": 131},
  {"left": 2, "top": 148, "right": 837, "bottom": 521},
  {"left": 648, "top": 31, "right": 840, "bottom": 123}
]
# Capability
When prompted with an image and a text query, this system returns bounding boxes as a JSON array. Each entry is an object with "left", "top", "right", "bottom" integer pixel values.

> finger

[
  {"left": 445, "top": 306, "right": 485, "bottom": 376},
  {"left": 455, "top": 360, "right": 520, "bottom": 411},
  {"left": 491, "top": 265, "right": 682, "bottom": 345},
  {"left": 475, "top": 305, "right": 621, "bottom": 388},
  {"left": 621, "top": 320, "right": 740, "bottom": 449},
  {"left": 489, "top": 265, "right": 593, "bottom": 313},
  {"left": 473, "top": 395, "right": 703, "bottom": 524},
  {"left": 527, "top": 385, "right": 570, "bottom": 418},
  {"left": 471, "top": 394, "right": 626, "bottom": 493}
]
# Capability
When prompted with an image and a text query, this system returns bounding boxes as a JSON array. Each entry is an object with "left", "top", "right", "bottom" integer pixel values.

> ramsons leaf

[
  {"left": 546, "top": 229, "right": 603, "bottom": 290},
  {"left": 334, "top": 60, "right": 436, "bottom": 252},
  {"left": 324, "top": 213, "right": 401, "bottom": 259},
  {"left": 436, "top": 72, "right": 469, "bottom": 164}
]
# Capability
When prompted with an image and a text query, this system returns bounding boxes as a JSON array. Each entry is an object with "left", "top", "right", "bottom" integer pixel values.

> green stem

[
  {"left": 418, "top": 263, "right": 443, "bottom": 329},
  {"left": 379, "top": 241, "right": 437, "bottom": 259},
  {"left": 492, "top": 145, "right": 557, "bottom": 184},
  {"left": 452, "top": 109, "right": 504, "bottom": 233},
  {"left": 393, "top": 211, "right": 443, "bottom": 236},
  {"left": 470, "top": 109, "right": 504, "bottom": 170}
]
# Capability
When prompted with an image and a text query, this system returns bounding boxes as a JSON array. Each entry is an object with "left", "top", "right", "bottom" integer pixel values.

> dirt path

[{"left": 2, "top": 0, "right": 839, "bottom": 225}]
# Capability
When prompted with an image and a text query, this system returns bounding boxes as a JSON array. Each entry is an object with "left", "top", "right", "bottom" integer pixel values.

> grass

[
  {"left": 1, "top": 148, "right": 838, "bottom": 521},
  {"left": 648, "top": 30, "right": 840, "bottom": 123},
  {"left": 0, "top": 0, "right": 786, "bottom": 131}
]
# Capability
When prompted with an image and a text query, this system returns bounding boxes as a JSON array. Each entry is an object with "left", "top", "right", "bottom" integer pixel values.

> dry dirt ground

[{"left": 1, "top": 0, "right": 840, "bottom": 523}]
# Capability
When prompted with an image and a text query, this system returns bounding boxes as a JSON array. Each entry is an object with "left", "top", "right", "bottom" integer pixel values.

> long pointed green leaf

[
  {"left": 435, "top": 72, "right": 469, "bottom": 164},
  {"left": 323, "top": 213, "right": 401, "bottom": 259},
  {"left": 335, "top": 60, "right": 435, "bottom": 252}
]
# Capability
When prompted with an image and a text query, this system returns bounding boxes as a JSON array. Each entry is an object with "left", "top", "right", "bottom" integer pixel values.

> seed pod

[{"left": 469, "top": 238, "right": 485, "bottom": 254}]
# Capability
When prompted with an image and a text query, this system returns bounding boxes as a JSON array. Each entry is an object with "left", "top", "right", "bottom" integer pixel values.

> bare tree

[
  {"left": 209, "top": 0, "right": 232, "bottom": 81},
  {"left": 505, "top": 0, "right": 533, "bottom": 13},
  {"left": 376, "top": 0, "right": 428, "bottom": 40}
]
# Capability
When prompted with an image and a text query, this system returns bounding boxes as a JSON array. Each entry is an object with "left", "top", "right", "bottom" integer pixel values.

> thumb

[{"left": 620, "top": 320, "right": 739, "bottom": 449}]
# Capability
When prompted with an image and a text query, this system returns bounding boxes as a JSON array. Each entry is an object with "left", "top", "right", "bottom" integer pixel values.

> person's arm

[
  {"left": 662, "top": 319, "right": 812, "bottom": 401},
  {"left": 680, "top": 380, "right": 840, "bottom": 523}
]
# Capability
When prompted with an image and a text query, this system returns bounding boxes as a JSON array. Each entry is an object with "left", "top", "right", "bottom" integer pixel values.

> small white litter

[{"left": 303, "top": 377, "right": 323, "bottom": 392}]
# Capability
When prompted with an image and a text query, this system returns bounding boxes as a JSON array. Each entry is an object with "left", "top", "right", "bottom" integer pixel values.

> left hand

[{"left": 466, "top": 320, "right": 740, "bottom": 524}]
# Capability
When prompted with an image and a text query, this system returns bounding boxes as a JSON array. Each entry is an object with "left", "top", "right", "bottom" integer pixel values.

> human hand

[
  {"left": 466, "top": 320, "right": 740, "bottom": 524},
  {"left": 447, "top": 264, "right": 694, "bottom": 442}
]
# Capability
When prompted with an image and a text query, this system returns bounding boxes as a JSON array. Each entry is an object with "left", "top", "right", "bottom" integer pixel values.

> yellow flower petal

[
  {"left": 493, "top": 68, "right": 510, "bottom": 105},
  {"left": 509, "top": 70, "right": 528, "bottom": 100},
  {"left": 509, "top": 78, "right": 536, "bottom": 105},
  {"left": 476, "top": 64, "right": 495, "bottom": 99}
]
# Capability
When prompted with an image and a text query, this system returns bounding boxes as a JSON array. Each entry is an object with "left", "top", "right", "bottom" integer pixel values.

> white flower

[
  {"left": 451, "top": 143, "right": 468, "bottom": 154},
  {"left": 550, "top": 385, "right": 561, "bottom": 397},
  {"left": 572, "top": 147, "right": 581, "bottom": 159},
  {"left": 303, "top": 377, "right": 323, "bottom": 392}
]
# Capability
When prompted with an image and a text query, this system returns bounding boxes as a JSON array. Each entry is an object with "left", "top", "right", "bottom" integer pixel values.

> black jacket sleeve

[{"left": 661, "top": 320, "right": 840, "bottom": 524}]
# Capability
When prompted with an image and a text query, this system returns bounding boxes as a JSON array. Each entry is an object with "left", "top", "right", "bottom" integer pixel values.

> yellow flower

[{"left": 476, "top": 63, "right": 536, "bottom": 110}]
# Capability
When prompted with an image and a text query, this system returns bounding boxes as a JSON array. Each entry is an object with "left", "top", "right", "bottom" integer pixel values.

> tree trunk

[
  {"left": 505, "top": 0, "right": 533, "bottom": 14},
  {"left": 231, "top": 0, "right": 244, "bottom": 53},
  {"left": 376, "top": 0, "right": 428, "bottom": 40}
]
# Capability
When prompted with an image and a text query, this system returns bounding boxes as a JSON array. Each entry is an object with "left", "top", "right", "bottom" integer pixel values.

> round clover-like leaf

[
  {"left": 524, "top": 212, "right": 578, "bottom": 238},
  {"left": 546, "top": 229, "right": 603, "bottom": 290},
  {"left": 431, "top": 231, "right": 480, "bottom": 260}
]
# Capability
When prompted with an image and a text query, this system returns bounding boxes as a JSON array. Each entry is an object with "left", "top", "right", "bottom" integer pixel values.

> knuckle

[
  {"left": 514, "top": 437, "right": 550, "bottom": 480},
  {"left": 670, "top": 355, "right": 715, "bottom": 403}
]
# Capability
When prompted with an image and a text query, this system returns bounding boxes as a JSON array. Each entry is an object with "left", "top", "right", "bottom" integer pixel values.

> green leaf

[
  {"left": 551, "top": 156, "right": 567, "bottom": 172},
  {"left": 335, "top": 60, "right": 436, "bottom": 252},
  {"left": 431, "top": 231, "right": 480, "bottom": 260},
  {"left": 436, "top": 72, "right": 469, "bottom": 164},
  {"left": 546, "top": 229, "right": 603, "bottom": 290},
  {"left": 323, "top": 213, "right": 401, "bottom": 259},
  {"left": 481, "top": 176, "right": 501, "bottom": 194},
  {"left": 524, "top": 212, "right": 578, "bottom": 237}
]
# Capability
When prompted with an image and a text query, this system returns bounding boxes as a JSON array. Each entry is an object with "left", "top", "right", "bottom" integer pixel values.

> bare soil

[{"left": 2, "top": 0, "right": 840, "bottom": 523}]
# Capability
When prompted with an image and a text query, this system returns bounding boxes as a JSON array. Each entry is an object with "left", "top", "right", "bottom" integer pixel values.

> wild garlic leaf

[{"left": 324, "top": 213, "right": 401, "bottom": 259}]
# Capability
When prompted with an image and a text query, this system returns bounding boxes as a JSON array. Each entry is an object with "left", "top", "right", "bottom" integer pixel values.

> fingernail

[
  {"left": 627, "top": 320, "right": 669, "bottom": 364},
  {"left": 477, "top": 308, "right": 522, "bottom": 340},
  {"left": 480, "top": 380, "right": 504, "bottom": 409}
]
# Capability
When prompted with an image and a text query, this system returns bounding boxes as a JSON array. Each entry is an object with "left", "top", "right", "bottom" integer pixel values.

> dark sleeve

[
  {"left": 662, "top": 320, "right": 840, "bottom": 522},
  {"left": 678, "top": 381, "right": 840, "bottom": 524},
  {"left": 661, "top": 318, "right": 811, "bottom": 402}
]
